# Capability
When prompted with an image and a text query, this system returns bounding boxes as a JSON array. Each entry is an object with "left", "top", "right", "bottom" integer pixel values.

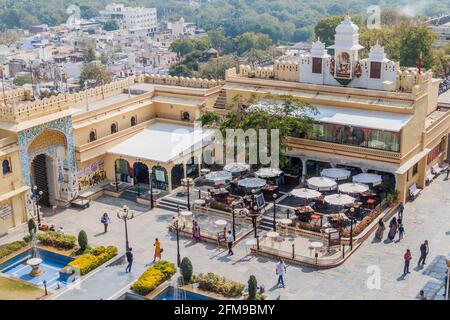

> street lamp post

[
  {"left": 149, "top": 172, "right": 154, "bottom": 210},
  {"left": 272, "top": 193, "right": 278, "bottom": 231},
  {"left": 252, "top": 205, "right": 259, "bottom": 238},
  {"left": 174, "top": 219, "right": 181, "bottom": 267},
  {"left": 349, "top": 217, "right": 356, "bottom": 250},
  {"left": 231, "top": 204, "right": 236, "bottom": 241},
  {"left": 117, "top": 205, "right": 134, "bottom": 251},
  {"left": 32, "top": 186, "right": 43, "bottom": 225}
]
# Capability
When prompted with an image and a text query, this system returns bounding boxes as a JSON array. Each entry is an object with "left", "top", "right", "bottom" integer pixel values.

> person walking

[
  {"left": 227, "top": 231, "right": 234, "bottom": 255},
  {"left": 418, "top": 240, "right": 429, "bottom": 268},
  {"left": 101, "top": 213, "right": 111, "bottom": 233},
  {"left": 388, "top": 217, "right": 398, "bottom": 241},
  {"left": 194, "top": 222, "right": 201, "bottom": 242},
  {"left": 398, "top": 203, "right": 404, "bottom": 220},
  {"left": 276, "top": 258, "right": 287, "bottom": 288},
  {"left": 125, "top": 248, "right": 133, "bottom": 273},
  {"left": 403, "top": 249, "right": 412, "bottom": 275},
  {"left": 375, "top": 219, "right": 385, "bottom": 241},
  {"left": 153, "top": 238, "right": 162, "bottom": 263},
  {"left": 446, "top": 166, "right": 450, "bottom": 180},
  {"left": 397, "top": 223, "right": 405, "bottom": 241}
]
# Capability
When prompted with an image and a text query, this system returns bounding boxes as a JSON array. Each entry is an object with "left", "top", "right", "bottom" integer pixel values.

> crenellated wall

[
  {"left": 238, "top": 61, "right": 299, "bottom": 82},
  {"left": 141, "top": 74, "right": 223, "bottom": 88}
]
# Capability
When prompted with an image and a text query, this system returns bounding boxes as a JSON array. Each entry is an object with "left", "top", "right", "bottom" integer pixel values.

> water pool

[
  {"left": 153, "top": 286, "right": 216, "bottom": 300},
  {"left": 0, "top": 248, "right": 74, "bottom": 290}
]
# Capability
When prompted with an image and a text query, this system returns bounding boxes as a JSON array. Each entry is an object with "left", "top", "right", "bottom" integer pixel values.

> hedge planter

[
  {"left": 68, "top": 246, "right": 117, "bottom": 276},
  {"left": 131, "top": 261, "right": 177, "bottom": 296}
]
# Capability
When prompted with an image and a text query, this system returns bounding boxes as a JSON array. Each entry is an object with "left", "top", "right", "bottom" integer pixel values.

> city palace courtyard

[{"left": 1, "top": 175, "right": 449, "bottom": 300}]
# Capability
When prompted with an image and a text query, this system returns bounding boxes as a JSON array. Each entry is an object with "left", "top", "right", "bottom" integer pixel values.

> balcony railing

[{"left": 288, "top": 137, "right": 402, "bottom": 161}]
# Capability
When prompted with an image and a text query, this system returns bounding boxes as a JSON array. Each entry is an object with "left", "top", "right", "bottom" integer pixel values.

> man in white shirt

[
  {"left": 57, "top": 227, "right": 65, "bottom": 235},
  {"left": 227, "top": 231, "right": 234, "bottom": 255},
  {"left": 276, "top": 258, "right": 287, "bottom": 288}
]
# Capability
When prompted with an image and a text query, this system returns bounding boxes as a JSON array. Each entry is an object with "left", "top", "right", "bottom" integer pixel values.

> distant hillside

[{"left": 0, "top": 0, "right": 448, "bottom": 42}]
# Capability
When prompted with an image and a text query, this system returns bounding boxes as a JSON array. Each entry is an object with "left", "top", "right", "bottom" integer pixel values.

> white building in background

[
  {"left": 298, "top": 16, "right": 397, "bottom": 91},
  {"left": 100, "top": 3, "right": 157, "bottom": 35}
]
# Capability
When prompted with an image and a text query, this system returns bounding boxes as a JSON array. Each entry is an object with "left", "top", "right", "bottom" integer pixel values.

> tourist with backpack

[{"left": 101, "top": 213, "right": 111, "bottom": 233}]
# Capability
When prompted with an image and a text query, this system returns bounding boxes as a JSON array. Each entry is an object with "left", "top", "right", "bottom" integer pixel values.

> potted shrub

[
  {"left": 180, "top": 257, "right": 193, "bottom": 284},
  {"left": 248, "top": 275, "right": 257, "bottom": 300},
  {"left": 78, "top": 230, "right": 89, "bottom": 253},
  {"left": 28, "top": 219, "right": 37, "bottom": 236}
]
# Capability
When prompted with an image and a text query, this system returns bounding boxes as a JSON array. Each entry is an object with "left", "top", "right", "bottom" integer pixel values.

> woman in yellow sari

[{"left": 153, "top": 238, "right": 162, "bottom": 262}]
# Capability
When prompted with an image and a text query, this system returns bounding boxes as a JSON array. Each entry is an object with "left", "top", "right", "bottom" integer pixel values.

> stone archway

[
  {"left": 115, "top": 159, "right": 133, "bottom": 183},
  {"left": 30, "top": 154, "right": 54, "bottom": 206},
  {"left": 27, "top": 129, "right": 67, "bottom": 154},
  {"left": 152, "top": 166, "right": 168, "bottom": 191},
  {"left": 133, "top": 162, "right": 149, "bottom": 185},
  {"left": 171, "top": 164, "right": 184, "bottom": 189}
]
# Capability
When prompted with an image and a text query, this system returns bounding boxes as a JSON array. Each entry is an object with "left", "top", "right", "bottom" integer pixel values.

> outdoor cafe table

[
  {"left": 179, "top": 211, "right": 193, "bottom": 225},
  {"left": 310, "top": 242, "right": 324, "bottom": 256},
  {"left": 266, "top": 231, "right": 280, "bottom": 248},
  {"left": 194, "top": 199, "right": 206, "bottom": 209},
  {"left": 279, "top": 219, "right": 292, "bottom": 237}
]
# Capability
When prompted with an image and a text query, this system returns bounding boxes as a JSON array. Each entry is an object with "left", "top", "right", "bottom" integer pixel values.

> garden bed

[{"left": 131, "top": 261, "right": 177, "bottom": 297}]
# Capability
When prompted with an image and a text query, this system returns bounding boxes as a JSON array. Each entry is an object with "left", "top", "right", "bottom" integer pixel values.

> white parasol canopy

[
  {"left": 238, "top": 178, "right": 267, "bottom": 189},
  {"left": 205, "top": 171, "right": 233, "bottom": 183},
  {"left": 352, "top": 173, "right": 382, "bottom": 186},
  {"left": 224, "top": 162, "right": 250, "bottom": 173},
  {"left": 255, "top": 167, "right": 283, "bottom": 178},
  {"left": 338, "top": 183, "right": 369, "bottom": 194},
  {"left": 307, "top": 177, "right": 338, "bottom": 191},
  {"left": 290, "top": 188, "right": 322, "bottom": 199},
  {"left": 324, "top": 194, "right": 355, "bottom": 206},
  {"left": 320, "top": 168, "right": 351, "bottom": 181}
]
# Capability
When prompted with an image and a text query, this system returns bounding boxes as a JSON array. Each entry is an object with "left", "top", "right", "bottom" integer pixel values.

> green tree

[
  {"left": 233, "top": 32, "right": 272, "bottom": 56},
  {"left": 169, "top": 39, "right": 196, "bottom": 56},
  {"left": 314, "top": 16, "right": 343, "bottom": 47},
  {"left": 169, "top": 63, "right": 194, "bottom": 77},
  {"left": 180, "top": 257, "right": 193, "bottom": 284},
  {"left": 28, "top": 219, "right": 37, "bottom": 236},
  {"left": 398, "top": 24, "right": 436, "bottom": 69},
  {"left": 13, "top": 75, "right": 32, "bottom": 86},
  {"left": 248, "top": 275, "right": 257, "bottom": 300},
  {"left": 79, "top": 63, "right": 112, "bottom": 89},
  {"left": 103, "top": 20, "right": 119, "bottom": 32},
  {"left": 83, "top": 47, "right": 97, "bottom": 63},
  {"left": 198, "top": 94, "right": 316, "bottom": 167},
  {"left": 78, "top": 230, "right": 88, "bottom": 252},
  {"left": 199, "top": 55, "right": 238, "bottom": 80}
]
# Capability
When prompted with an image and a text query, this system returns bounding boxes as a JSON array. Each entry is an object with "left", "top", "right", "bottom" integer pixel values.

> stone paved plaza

[{"left": 1, "top": 175, "right": 449, "bottom": 300}]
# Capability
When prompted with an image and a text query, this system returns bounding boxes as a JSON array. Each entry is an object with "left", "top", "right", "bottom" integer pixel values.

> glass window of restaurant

[{"left": 304, "top": 122, "right": 400, "bottom": 152}]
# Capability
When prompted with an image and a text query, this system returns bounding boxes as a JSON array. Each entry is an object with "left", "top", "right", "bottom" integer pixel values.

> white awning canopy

[
  {"left": 249, "top": 100, "right": 413, "bottom": 132},
  {"left": 312, "top": 105, "right": 412, "bottom": 132},
  {"left": 108, "top": 122, "right": 213, "bottom": 164}
]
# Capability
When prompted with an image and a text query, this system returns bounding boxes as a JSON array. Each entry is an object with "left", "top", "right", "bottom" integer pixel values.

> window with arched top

[
  {"left": 181, "top": 112, "right": 190, "bottom": 122},
  {"left": 130, "top": 116, "right": 137, "bottom": 127},
  {"left": 2, "top": 159, "right": 11, "bottom": 175},
  {"left": 111, "top": 123, "right": 118, "bottom": 134},
  {"left": 89, "top": 131, "right": 97, "bottom": 143}
]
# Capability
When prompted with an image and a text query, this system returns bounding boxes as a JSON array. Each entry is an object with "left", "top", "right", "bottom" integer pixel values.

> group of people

[
  {"left": 375, "top": 203, "right": 405, "bottom": 242},
  {"left": 402, "top": 240, "right": 429, "bottom": 276},
  {"left": 124, "top": 238, "right": 162, "bottom": 273}
]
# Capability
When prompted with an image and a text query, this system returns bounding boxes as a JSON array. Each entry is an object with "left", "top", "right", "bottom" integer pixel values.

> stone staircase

[
  {"left": 120, "top": 190, "right": 137, "bottom": 202},
  {"left": 259, "top": 214, "right": 274, "bottom": 231},
  {"left": 213, "top": 89, "right": 227, "bottom": 109},
  {"left": 157, "top": 197, "right": 188, "bottom": 212}
]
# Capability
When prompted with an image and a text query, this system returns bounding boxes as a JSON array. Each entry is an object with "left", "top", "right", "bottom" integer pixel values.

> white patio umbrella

[
  {"left": 307, "top": 177, "right": 337, "bottom": 191},
  {"left": 352, "top": 173, "right": 382, "bottom": 186},
  {"left": 321, "top": 168, "right": 351, "bottom": 181},
  {"left": 338, "top": 183, "right": 369, "bottom": 194},
  {"left": 238, "top": 178, "right": 267, "bottom": 189},
  {"left": 205, "top": 171, "right": 233, "bottom": 183},
  {"left": 324, "top": 194, "right": 355, "bottom": 206},
  {"left": 290, "top": 188, "right": 322, "bottom": 199},
  {"left": 255, "top": 167, "right": 283, "bottom": 178},
  {"left": 224, "top": 162, "right": 250, "bottom": 173}
]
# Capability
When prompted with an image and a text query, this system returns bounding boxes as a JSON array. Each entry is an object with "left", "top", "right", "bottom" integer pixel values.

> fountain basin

[
  {"left": 27, "top": 258, "right": 43, "bottom": 277},
  {"left": 0, "top": 248, "right": 74, "bottom": 290}
]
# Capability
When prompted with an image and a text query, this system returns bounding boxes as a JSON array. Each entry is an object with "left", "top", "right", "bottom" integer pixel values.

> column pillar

[
  {"left": 182, "top": 162, "right": 187, "bottom": 179},
  {"left": 167, "top": 167, "right": 173, "bottom": 192},
  {"left": 395, "top": 173, "right": 407, "bottom": 204},
  {"left": 301, "top": 158, "right": 308, "bottom": 183}
]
